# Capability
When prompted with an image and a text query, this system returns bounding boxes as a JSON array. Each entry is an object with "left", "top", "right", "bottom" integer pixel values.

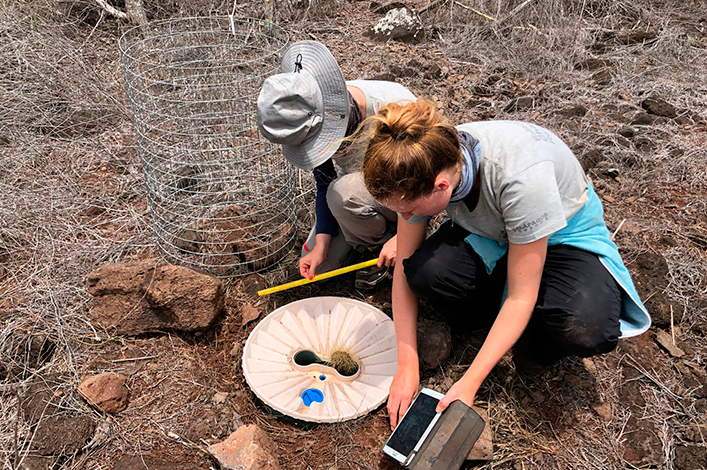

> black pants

[{"left": 404, "top": 223, "right": 622, "bottom": 366}]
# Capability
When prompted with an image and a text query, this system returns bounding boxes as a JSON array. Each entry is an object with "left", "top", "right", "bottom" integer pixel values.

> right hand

[
  {"left": 387, "top": 364, "right": 420, "bottom": 430},
  {"left": 378, "top": 235, "right": 397, "bottom": 267},
  {"left": 299, "top": 248, "right": 326, "bottom": 280}
]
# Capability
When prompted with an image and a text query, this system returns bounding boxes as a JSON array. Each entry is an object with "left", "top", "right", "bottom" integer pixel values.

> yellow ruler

[{"left": 257, "top": 258, "right": 379, "bottom": 296}]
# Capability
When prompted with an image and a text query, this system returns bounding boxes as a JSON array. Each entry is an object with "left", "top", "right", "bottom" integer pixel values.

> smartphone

[{"left": 382, "top": 388, "right": 444, "bottom": 466}]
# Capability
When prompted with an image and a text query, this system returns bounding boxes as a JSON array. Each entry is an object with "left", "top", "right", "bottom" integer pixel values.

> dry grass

[{"left": 0, "top": 0, "right": 705, "bottom": 469}]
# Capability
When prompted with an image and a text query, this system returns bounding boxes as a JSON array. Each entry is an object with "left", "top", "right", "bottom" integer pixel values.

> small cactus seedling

[{"left": 327, "top": 348, "right": 359, "bottom": 376}]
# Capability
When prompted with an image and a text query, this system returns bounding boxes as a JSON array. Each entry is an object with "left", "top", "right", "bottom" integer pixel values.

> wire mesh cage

[{"left": 120, "top": 17, "right": 295, "bottom": 277}]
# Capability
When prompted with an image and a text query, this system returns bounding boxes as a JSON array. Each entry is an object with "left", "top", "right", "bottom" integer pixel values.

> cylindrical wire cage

[{"left": 120, "top": 18, "right": 296, "bottom": 277}]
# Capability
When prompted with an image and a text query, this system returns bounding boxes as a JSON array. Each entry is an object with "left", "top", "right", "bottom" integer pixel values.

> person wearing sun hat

[{"left": 257, "top": 40, "right": 416, "bottom": 288}]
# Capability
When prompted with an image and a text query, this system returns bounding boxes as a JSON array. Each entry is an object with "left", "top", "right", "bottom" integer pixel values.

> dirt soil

[{"left": 1, "top": 0, "right": 706, "bottom": 469}]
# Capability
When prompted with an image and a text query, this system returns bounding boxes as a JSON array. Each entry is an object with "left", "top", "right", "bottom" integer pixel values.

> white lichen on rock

[{"left": 371, "top": 7, "right": 424, "bottom": 41}]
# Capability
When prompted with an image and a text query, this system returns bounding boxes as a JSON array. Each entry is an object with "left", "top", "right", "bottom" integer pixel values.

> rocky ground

[{"left": 1, "top": 0, "right": 706, "bottom": 469}]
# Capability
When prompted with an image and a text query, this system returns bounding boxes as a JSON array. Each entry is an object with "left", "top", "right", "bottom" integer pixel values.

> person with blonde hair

[
  {"left": 357, "top": 99, "right": 650, "bottom": 429},
  {"left": 257, "top": 41, "right": 415, "bottom": 288}
]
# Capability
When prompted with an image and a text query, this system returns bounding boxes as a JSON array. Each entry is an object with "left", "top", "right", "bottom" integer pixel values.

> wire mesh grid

[{"left": 120, "top": 17, "right": 296, "bottom": 277}]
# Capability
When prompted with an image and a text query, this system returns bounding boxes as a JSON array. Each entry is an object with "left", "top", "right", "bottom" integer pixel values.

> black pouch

[{"left": 407, "top": 400, "right": 485, "bottom": 470}]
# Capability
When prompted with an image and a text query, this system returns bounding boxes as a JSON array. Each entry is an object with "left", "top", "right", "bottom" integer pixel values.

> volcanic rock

[
  {"left": 78, "top": 372, "right": 129, "bottom": 413},
  {"left": 87, "top": 260, "right": 224, "bottom": 335},
  {"left": 208, "top": 424, "right": 281, "bottom": 470}
]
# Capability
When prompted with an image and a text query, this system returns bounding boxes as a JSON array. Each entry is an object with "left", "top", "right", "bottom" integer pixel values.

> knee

[
  {"left": 327, "top": 174, "right": 389, "bottom": 239},
  {"left": 403, "top": 250, "right": 442, "bottom": 300},
  {"left": 544, "top": 311, "right": 620, "bottom": 358},
  {"left": 326, "top": 174, "right": 362, "bottom": 213},
  {"left": 326, "top": 176, "right": 349, "bottom": 219},
  {"left": 403, "top": 247, "right": 475, "bottom": 304}
]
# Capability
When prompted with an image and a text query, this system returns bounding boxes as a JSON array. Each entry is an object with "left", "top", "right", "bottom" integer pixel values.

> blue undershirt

[{"left": 313, "top": 158, "right": 339, "bottom": 236}]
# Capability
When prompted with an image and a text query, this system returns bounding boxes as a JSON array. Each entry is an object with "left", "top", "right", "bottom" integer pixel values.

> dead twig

[
  {"left": 418, "top": 0, "right": 449, "bottom": 16},
  {"left": 496, "top": 0, "right": 536, "bottom": 25},
  {"left": 611, "top": 218, "right": 627, "bottom": 241},
  {"left": 453, "top": 1, "right": 496, "bottom": 22}
]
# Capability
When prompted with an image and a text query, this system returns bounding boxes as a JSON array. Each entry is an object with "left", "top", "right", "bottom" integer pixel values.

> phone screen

[{"left": 386, "top": 392, "right": 440, "bottom": 458}]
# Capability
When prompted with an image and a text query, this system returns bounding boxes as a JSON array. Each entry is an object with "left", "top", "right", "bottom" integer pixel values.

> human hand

[
  {"left": 378, "top": 235, "right": 397, "bottom": 268},
  {"left": 387, "top": 364, "right": 420, "bottom": 430},
  {"left": 299, "top": 248, "right": 326, "bottom": 280},
  {"left": 435, "top": 376, "right": 477, "bottom": 413}
]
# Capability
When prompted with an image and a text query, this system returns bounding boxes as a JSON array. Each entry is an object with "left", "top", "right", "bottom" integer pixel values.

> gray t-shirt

[
  {"left": 346, "top": 80, "right": 416, "bottom": 116},
  {"left": 410, "top": 121, "right": 588, "bottom": 245},
  {"left": 336, "top": 80, "right": 416, "bottom": 174}
]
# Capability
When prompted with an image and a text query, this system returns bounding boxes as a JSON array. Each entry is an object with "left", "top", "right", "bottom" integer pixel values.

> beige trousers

[{"left": 302, "top": 172, "right": 397, "bottom": 272}]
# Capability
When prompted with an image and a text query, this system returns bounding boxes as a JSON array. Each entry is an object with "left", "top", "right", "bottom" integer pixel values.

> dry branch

[
  {"left": 95, "top": 0, "right": 147, "bottom": 25},
  {"left": 95, "top": 0, "right": 126, "bottom": 19}
]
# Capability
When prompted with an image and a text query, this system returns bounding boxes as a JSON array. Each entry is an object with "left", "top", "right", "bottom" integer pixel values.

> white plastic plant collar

[{"left": 243, "top": 296, "right": 397, "bottom": 422}]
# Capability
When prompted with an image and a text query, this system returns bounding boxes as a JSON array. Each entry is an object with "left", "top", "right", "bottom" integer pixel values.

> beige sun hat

[{"left": 256, "top": 41, "right": 349, "bottom": 170}]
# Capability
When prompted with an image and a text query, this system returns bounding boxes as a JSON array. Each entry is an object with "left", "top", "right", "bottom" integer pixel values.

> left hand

[
  {"left": 435, "top": 376, "right": 478, "bottom": 413},
  {"left": 378, "top": 235, "right": 397, "bottom": 267}
]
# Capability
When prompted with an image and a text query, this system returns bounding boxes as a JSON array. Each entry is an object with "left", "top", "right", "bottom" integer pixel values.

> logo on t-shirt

[
  {"left": 518, "top": 123, "right": 554, "bottom": 144},
  {"left": 508, "top": 213, "right": 550, "bottom": 234}
]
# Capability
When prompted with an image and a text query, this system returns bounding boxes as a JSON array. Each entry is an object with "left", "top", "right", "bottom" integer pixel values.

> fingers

[
  {"left": 299, "top": 260, "right": 314, "bottom": 280},
  {"left": 398, "top": 396, "right": 412, "bottom": 425},
  {"left": 387, "top": 397, "right": 400, "bottom": 430},
  {"left": 378, "top": 252, "right": 395, "bottom": 268},
  {"left": 436, "top": 393, "right": 452, "bottom": 413},
  {"left": 308, "top": 260, "right": 319, "bottom": 279}
]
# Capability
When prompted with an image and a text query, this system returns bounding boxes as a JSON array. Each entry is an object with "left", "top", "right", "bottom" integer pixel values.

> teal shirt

[{"left": 463, "top": 184, "right": 650, "bottom": 338}]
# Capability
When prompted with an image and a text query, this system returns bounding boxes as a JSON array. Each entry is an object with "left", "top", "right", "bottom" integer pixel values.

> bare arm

[
  {"left": 436, "top": 236, "right": 548, "bottom": 412},
  {"left": 387, "top": 216, "right": 427, "bottom": 429}
]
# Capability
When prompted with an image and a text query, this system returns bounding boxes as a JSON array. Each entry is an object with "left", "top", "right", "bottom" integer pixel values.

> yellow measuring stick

[{"left": 257, "top": 258, "right": 379, "bottom": 296}]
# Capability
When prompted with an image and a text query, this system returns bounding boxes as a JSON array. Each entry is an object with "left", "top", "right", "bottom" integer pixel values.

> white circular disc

[{"left": 243, "top": 296, "right": 397, "bottom": 422}]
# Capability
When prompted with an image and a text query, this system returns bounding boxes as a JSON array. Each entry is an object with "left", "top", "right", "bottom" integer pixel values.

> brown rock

[
  {"left": 20, "top": 376, "right": 96, "bottom": 457},
  {"left": 616, "top": 30, "right": 658, "bottom": 45},
  {"left": 466, "top": 407, "right": 493, "bottom": 460},
  {"left": 208, "top": 424, "right": 281, "bottom": 470},
  {"left": 18, "top": 455, "right": 60, "bottom": 470},
  {"left": 654, "top": 329, "right": 685, "bottom": 358},
  {"left": 113, "top": 455, "right": 199, "bottom": 470},
  {"left": 240, "top": 303, "right": 262, "bottom": 325},
  {"left": 591, "top": 401, "right": 612, "bottom": 421},
  {"left": 617, "top": 126, "right": 636, "bottom": 138},
  {"left": 641, "top": 96, "right": 677, "bottom": 118},
  {"left": 504, "top": 96, "right": 536, "bottom": 112},
  {"left": 1, "top": 334, "right": 55, "bottom": 381},
  {"left": 631, "top": 112, "right": 655, "bottom": 125},
  {"left": 21, "top": 374, "right": 73, "bottom": 426},
  {"left": 32, "top": 415, "right": 95, "bottom": 455},
  {"left": 212, "top": 391, "right": 229, "bottom": 404},
  {"left": 557, "top": 105, "right": 588, "bottom": 117},
  {"left": 87, "top": 260, "right": 224, "bottom": 335},
  {"left": 417, "top": 318, "right": 452, "bottom": 370},
  {"left": 620, "top": 367, "right": 662, "bottom": 466},
  {"left": 632, "top": 252, "right": 676, "bottom": 329},
  {"left": 78, "top": 372, "right": 129, "bottom": 413}
]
